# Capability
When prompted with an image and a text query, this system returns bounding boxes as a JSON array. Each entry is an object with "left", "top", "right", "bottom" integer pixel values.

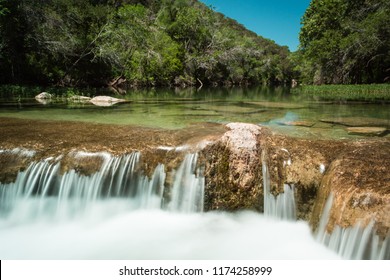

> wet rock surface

[
  {"left": 0, "top": 149, "right": 35, "bottom": 183},
  {"left": 200, "top": 122, "right": 389, "bottom": 238},
  {"left": 1, "top": 117, "right": 389, "bottom": 238},
  {"left": 0, "top": 117, "right": 225, "bottom": 177},
  {"left": 200, "top": 123, "right": 263, "bottom": 211},
  {"left": 275, "top": 120, "right": 316, "bottom": 127},
  {"left": 311, "top": 143, "right": 390, "bottom": 238},
  {"left": 89, "top": 96, "right": 127, "bottom": 107},
  {"left": 346, "top": 127, "right": 388, "bottom": 136},
  {"left": 320, "top": 117, "right": 389, "bottom": 128}
]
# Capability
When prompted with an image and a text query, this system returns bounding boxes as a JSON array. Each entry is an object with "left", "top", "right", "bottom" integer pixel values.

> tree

[
  {"left": 299, "top": 0, "right": 390, "bottom": 84},
  {"left": 0, "top": 0, "right": 294, "bottom": 87}
]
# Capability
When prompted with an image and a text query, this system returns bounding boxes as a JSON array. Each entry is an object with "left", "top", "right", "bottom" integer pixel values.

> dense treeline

[
  {"left": 297, "top": 0, "right": 390, "bottom": 84},
  {"left": 0, "top": 0, "right": 292, "bottom": 87}
]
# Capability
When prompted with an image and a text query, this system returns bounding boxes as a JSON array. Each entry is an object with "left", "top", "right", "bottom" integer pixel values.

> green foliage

[
  {"left": 0, "top": 0, "right": 293, "bottom": 87},
  {"left": 0, "top": 0, "right": 8, "bottom": 16},
  {"left": 292, "top": 84, "right": 390, "bottom": 102},
  {"left": 298, "top": 0, "right": 390, "bottom": 85}
]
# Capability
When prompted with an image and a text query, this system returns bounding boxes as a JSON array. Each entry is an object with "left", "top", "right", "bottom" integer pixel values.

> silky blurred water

[{"left": 0, "top": 206, "right": 340, "bottom": 260}]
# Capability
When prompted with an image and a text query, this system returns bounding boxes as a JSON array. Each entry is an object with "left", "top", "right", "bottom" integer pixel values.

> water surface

[{"left": 1, "top": 87, "right": 389, "bottom": 139}]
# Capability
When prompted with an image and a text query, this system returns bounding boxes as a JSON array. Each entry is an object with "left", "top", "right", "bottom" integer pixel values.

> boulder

[
  {"left": 89, "top": 96, "right": 126, "bottom": 107},
  {"left": 35, "top": 92, "right": 52, "bottom": 99},
  {"left": 200, "top": 123, "right": 263, "bottom": 211},
  {"left": 35, "top": 92, "right": 52, "bottom": 103}
]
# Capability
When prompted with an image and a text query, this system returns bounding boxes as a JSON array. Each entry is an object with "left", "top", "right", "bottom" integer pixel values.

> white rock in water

[
  {"left": 90, "top": 96, "right": 126, "bottom": 107},
  {"left": 35, "top": 92, "right": 52, "bottom": 99}
]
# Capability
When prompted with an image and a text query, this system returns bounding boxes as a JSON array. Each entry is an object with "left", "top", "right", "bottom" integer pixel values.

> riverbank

[{"left": 3, "top": 83, "right": 390, "bottom": 104}]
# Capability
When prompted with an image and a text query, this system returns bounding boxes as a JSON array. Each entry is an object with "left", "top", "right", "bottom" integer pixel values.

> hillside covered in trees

[
  {"left": 0, "top": 0, "right": 292, "bottom": 87},
  {"left": 297, "top": 0, "right": 390, "bottom": 85},
  {"left": 1, "top": 0, "right": 389, "bottom": 88}
]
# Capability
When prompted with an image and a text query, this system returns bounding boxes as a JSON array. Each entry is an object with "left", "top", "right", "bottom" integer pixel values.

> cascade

[
  {"left": 0, "top": 148, "right": 388, "bottom": 259},
  {"left": 315, "top": 195, "right": 390, "bottom": 260},
  {"left": 0, "top": 151, "right": 204, "bottom": 222},
  {"left": 169, "top": 153, "right": 205, "bottom": 212},
  {"left": 262, "top": 154, "right": 296, "bottom": 220},
  {"left": 261, "top": 152, "right": 389, "bottom": 260}
]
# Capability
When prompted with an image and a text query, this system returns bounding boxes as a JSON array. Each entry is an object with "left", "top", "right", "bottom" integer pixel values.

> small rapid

[
  {"left": 261, "top": 154, "right": 389, "bottom": 260},
  {"left": 0, "top": 152, "right": 204, "bottom": 222},
  {"left": 0, "top": 149, "right": 388, "bottom": 259}
]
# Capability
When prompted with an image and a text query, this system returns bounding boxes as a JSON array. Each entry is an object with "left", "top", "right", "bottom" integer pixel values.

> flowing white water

[
  {"left": 0, "top": 151, "right": 206, "bottom": 220},
  {"left": 0, "top": 152, "right": 166, "bottom": 221},
  {"left": 169, "top": 153, "right": 205, "bottom": 212},
  {"left": 0, "top": 151, "right": 340, "bottom": 259},
  {"left": 0, "top": 208, "right": 340, "bottom": 259},
  {"left": 261, "top": 153, "right": 389, "bottom": 260},
  {"left": 0, "top": 150, "right": 386, "bottom": 259},
  {"left": 315, "top": 195, "right": 390, "bottom": 260},
  {"left": 262, "top": 156, "right": 296, "bottom": 220}
]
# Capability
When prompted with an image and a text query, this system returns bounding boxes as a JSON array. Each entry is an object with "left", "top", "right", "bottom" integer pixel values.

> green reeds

[{"left": 292, "top": 84, "right": 390, "bottom": 102}]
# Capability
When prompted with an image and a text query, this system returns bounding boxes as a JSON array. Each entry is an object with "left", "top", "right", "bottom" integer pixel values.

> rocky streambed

[{"left": 1, "top": 117, "right": 389, "bottom": 241}]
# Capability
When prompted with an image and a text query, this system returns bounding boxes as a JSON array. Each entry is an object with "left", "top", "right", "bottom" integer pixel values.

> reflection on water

[{"left": 0, "top": 86, "right": 389, "bottom": 139}]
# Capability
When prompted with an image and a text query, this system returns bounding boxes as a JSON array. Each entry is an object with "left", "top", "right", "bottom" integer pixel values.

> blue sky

[{"left": 199, "top": 0, "right": 312, "bottom": 51}]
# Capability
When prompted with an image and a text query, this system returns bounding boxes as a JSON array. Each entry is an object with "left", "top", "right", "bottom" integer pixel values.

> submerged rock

[
  {"left": 245, "top": 101, "right": 306, "bottom": 109},
  {"left": 275, "top": 120, "right": 315, "bottom": 127},
  {"left": 346, "top": 127, "right": 388, "bottom": 136},
  {"left": 320, "top": 117, "right": 389, "bottom": 128},
  {"left": 68, "top": 95, "right": 91, "bottom": 103},
  {"left": 89, "top": 96, "right": 126, "bottom": 107}
]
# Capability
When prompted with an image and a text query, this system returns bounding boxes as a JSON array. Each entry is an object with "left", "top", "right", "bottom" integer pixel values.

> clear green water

[{"left": 0, "top": 86, "right": 389, "bottom": 139}]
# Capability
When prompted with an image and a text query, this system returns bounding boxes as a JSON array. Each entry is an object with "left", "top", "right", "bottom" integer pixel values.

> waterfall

[
  {"left": 0, "top": 151, "right": 205, "bottom": 222},
  {"left": 316, "top": 195, "right": 390, "bottom": 260},
  {"left": 261, "top": 153, "right": 388, "bottom": 260},
  {"left": 1, "top": 148, "right": 388, "bottom": 259},
  {"left": 169, "top": 153, "right": 205, "bottom": 212},
  {"left": 262, "top": 156, "right": 296, "bottom": 220}
]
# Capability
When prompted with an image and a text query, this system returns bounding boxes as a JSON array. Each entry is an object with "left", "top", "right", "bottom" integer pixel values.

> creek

[{"left": 0, "top": 86, "right": 389, "bottom": 259}]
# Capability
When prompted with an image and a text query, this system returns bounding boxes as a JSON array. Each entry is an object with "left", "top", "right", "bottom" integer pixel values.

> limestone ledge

[
  {"left": 200, "top": 122, "right": 389, "bottom": 238},
  {"left": 1, "top": 118, "right": 389, "bottom": 238}
]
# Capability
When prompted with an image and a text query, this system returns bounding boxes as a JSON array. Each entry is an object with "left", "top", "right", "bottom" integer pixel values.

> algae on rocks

[{"left": 200, "top": 123, "right": 264, "bottom": 212}]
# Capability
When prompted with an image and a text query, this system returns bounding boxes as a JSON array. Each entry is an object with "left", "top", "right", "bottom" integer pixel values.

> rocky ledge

[
  {"left": 1, "top": 117, "right": 389, "bottom": 238},
  {"left": 200, "top": 122, "right": 389, "bottom": 239}
]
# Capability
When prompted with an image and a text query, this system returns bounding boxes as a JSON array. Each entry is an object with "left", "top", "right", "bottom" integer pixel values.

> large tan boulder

[{"left": 200, "top": 123, "right": 263, "bottom": 211}]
